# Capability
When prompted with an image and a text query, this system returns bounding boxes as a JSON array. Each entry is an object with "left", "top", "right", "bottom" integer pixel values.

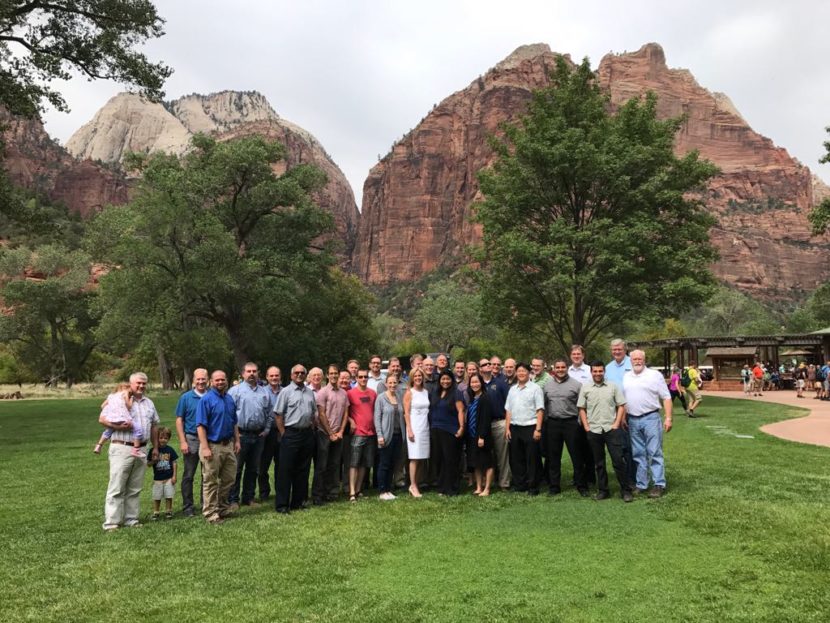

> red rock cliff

[
  {"left": 353, "top": 43, "right": 830, "bottom": 300},
  {"left": 1, "top": 108, "right": 128, "bottom": 217}
]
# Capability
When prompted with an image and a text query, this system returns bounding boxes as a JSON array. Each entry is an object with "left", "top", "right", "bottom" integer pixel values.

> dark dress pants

[
  {"left": 575, "top": 424, "right": 595, "bottom": 486},
  {"left": 376, "top": 433, "right": 402, "bottom": 493},
  {"left": 311, "top": 430, "right": 343, "bottom": 501},
  {"left": 434, "top": 429, "right": 461, "bottom": 495},
  {"left": 230, "top": 432, "right": 264, "bottom": 504},
  {"left": 428, "top": 428, "right": 443, "bottom": 487},
  {"left": 180, "top": 433, "right": 202, "bottom": 513},
  {"left": 258, "top": 427, "right": 280, "bottom": 500},
  {"left": 587, "top": 428, "right": 631, "bottom": 495},
  {"left": 275, "top": 427, "right": 315, "bottom": 511},
  {"left": 623, "top": 427, "right": 636, "bottom": 485},
  {"left": 509, "top": 424, "right": 541, "bottom": 493},
  {"left": 544, "top": 417, "right": 587, "bottom": 493}
]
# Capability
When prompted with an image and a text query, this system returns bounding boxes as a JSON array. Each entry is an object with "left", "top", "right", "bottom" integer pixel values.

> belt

[
  {"left": 285, "top": 425, "right": 312, "bottom": 432},
  {"left": 112, "top": 440, "right": 147, "bottom": 447},
  {"left": 628, "top": 410, "right": 659, "bottom": 418},
  {"left": 212, "top": 438, "right": 233, "bottom": 445}
]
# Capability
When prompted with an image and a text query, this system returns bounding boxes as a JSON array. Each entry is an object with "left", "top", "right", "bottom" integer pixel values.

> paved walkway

[{"left": 708, "top": 390, "right": 830, "bottom": 448}]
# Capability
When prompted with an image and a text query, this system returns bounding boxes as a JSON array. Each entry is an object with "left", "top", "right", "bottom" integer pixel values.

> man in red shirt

[
  {"left": 752, "top": 362, "right": 764, "bottom": 397},
  {"left": 346, "top": 370, "right": 377, "bottom": 502}
]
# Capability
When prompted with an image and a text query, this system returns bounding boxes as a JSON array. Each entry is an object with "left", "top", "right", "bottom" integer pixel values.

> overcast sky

[{"left": 41, "top": 0, "right": 830, "bottom": 205}]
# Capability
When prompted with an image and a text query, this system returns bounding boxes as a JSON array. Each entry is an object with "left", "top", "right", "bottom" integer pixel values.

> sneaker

[
  {"left": 124, "top": 520, "right": 142, "bottom": 528},
  {"left": 165, "top": 511, "right": 173, "bottom": 519},
  {"left": 183, "top": 508, "right": 195, "bottom": 517},
  {"left": 207, "top": 516, "right": 224, "bottom": 525},
  {"left": 103, "top": 525, "right": 119, "bottom": 532},
  {"left": 226, "top": 502, "right": 240, "bottom": 514},
  {"left": 150, "top": 513, "right": 160, "bottom": 521},
  {"left": 649, "top": 486, "right": 665, "bottom": 498}
]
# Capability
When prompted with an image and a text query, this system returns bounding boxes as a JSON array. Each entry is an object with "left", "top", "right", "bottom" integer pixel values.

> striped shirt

[{"left": 109, "top": 396, "right": 159, "bottom": 444}]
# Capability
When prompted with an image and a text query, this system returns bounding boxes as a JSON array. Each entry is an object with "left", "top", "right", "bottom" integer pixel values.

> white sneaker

[{"left": 379, "top": 492, "right": 396, "bottom": 501}]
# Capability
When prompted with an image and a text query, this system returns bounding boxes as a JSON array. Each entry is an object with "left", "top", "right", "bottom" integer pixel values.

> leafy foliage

[
  {"left": 808, "top": 126, "right": 830, "bottom": 235},
  {"left": 0, "top": 0, "right": 172, "bottom": 116},
  {"left": 472, "top": 57, "right": 719, "bottom": 354},
  {"left": 413, "top": 277, "right": 491, "bottom": 352},
  {"left": 87, "top": 134, "right": 377, "bottom": 375}
]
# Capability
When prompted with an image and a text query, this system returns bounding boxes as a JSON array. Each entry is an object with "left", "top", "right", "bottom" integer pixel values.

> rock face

[
  {"left": 66, "top": 91, "right": 359, "bottom": 258},
  {"left": 353, "top": 43, "right": 830, "bottom": 301},
  {"left": 1, "top": 108, "right": 128, "bottom": 217}
]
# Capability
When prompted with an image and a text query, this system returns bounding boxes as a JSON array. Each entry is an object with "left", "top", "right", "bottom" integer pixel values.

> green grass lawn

[{"left": 1, "top": 395, "right": 828, "bottom": 622}]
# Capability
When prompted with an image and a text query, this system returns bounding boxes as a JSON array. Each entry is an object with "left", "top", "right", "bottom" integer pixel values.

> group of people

[
  {"left": 98, "top": 339, "right": 678, "bottom": 529},
  {"left": 740, "top": 360, "right": 830, "bottom": 399}
]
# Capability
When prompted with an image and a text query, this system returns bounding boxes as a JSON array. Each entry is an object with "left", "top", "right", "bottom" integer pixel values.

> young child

[
  {"left": 93, "top": 382, "right": 144, "bottom": 457},
  {"left": 149, "top": 427, "right": 178, "bottom": 520}
]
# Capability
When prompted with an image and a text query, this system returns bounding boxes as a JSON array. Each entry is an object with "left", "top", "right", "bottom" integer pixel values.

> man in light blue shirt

[
  {"left": 505, "top": 362, "right": 545, "bottom": 495},
  {"left": 605, "top": 338, "right": 634, "bottom": 483},
  {"left": 227, "top": 362, "right": 272, "bottom": 508}
]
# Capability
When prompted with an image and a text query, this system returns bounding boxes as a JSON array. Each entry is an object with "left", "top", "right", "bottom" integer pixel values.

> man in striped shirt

[{"left": 100, "top": 372, "right": 159, "bottom": 531}]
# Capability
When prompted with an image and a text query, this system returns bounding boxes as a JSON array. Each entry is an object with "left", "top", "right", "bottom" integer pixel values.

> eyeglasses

[
  {"left": 479, "top": 363, "right": 491, "bottom": 367},
  {"left": 357, "top": 375, "right": 368, "bottom": 379},
  {"left": 292, "top": 371, "right": 306, "bottom": 376}
]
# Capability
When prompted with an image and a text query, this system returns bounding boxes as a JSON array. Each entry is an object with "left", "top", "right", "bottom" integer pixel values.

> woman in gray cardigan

[{"left": 374, "top": 375, "right": 406, "bottom": 500}]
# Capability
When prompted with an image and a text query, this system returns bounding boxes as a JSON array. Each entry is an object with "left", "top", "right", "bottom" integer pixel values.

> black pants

[
  {"left": 258, "top": 427, "right": 280, "bottom": 500},
  {"left": 574, "top": 424, "right": 595, "bottom": 486},
  {"left": 623, "top": 428, "right": 636, "bottom": 485},
  {"left": 275, "top": 427, "right": 314, "bottom": 511},
  {"left": 428, "top": 428, "right": 443, "bottom": 487},
  {"left": 311, "top": 430, "right": 343, "bottom": 501},
  {"left": 230, "top": 432, "right": 264, "bottom": 504},
  {"left": 544, "top": 418, "right": 587, "bottom": 493},
  {"left": 377, "top": 433, "right": 402, "bottom": 493},
  {"left": 509, "top": 424, "right": 541, "bottom": 493},
  {"left": 434, "top": 429, "right": 461, "bottom": 495},
  {"left": 670, "top": 389, "right": 687, "bottom": 411},
  {"left": 587, "top": 428, "right": 631, "bottom": 495}
]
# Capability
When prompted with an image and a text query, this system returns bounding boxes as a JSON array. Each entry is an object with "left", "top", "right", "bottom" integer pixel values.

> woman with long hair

[
  {"left": 466, "top": 373, "right": 495, "bottom": 496},
  {"left": 403, "top": 368, "right": 429, "bottom": 497},
  {"left": 374, "top": 374, "right": 405, "bottom": 500},
  {"left": 429, "top": 370, "right": 465, "bottom": 496}
]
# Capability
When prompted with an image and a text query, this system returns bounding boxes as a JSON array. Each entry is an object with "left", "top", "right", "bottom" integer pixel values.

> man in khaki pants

[{"left": 196, "top": 370, "right": 241, "bottom": 525}]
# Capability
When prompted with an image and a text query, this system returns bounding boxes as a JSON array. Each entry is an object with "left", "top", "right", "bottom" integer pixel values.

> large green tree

[
  {"left": 472, "top": 57, "right": 719, "bottom": 354},
  {"left": 0, "top": 243, "right": 99, "bottom": 385},
  {"left": 0, "top": 0, "right": 171, "bottom": 116},
  {"left": 87, "top": 134, "right": 375, "bottom": 373},
  {"left": 808, "top": 126, "right": 830, "bottom": 235}
]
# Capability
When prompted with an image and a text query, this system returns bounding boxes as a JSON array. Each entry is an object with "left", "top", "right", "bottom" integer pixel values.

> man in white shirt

[
  {"left": 622, "top": 350, "right": 672, "bottom": 498},
  {"left": 505, "top": 362, "right": 545, "bottom": 495},
  {"left": 366, "top": 355, "right": 386, "bottom": 392}
]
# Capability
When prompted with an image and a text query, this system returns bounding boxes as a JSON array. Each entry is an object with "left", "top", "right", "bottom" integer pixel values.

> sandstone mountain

[
  {"left": 352, "top": 43, "right": 830, "bottom": 301},
  {"left": 66, "top": 91, "right": 359, "bottom": 258},
  {"left": 1, "top": 107, "right": 128, "bottom": 217}
]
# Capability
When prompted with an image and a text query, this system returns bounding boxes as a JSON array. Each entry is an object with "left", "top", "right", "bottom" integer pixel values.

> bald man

[{"left": 175, "top": 368, "right": 209, "bottom": 517}]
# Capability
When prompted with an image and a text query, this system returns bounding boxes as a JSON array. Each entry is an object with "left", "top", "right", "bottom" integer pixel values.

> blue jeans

[{"left": 628, "top": 412, "right": 666, "bottom": 489}]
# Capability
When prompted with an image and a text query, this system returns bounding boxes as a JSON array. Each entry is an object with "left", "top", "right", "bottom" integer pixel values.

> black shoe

[
  {"left": 183, "top": 508, "right": 195, "bottom": 517},
  {"left": 275, "top": 507, "right": 290, "bottom": 514},
  {"left": 648, "top": 486, "right": 665, "bottom": 499},
  {"left": 578, "top": 489, "right": 590, "bottom": 498},
  {"left": 593, "top": 491, "right": 611, "bottom": 501},
  {"left": 622, "top": 491, "right": 634, "bottom": 503},
  {"left": 548, "top": 488, "right": 561, "bottom": 496},
  {"left": 527, "top": 489, "right": 540, "bottom": 497},
  {"left": 312, "top": 498, "right": 326, "bottom": 506}
]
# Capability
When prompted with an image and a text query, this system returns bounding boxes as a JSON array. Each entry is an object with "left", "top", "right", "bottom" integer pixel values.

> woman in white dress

[{"left": 403, "top": 368, "right": 430, "bottom": 498}]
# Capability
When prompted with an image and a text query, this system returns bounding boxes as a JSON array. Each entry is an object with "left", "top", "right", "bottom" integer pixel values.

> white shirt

[
  {"left": 622, "top": 367, "right": 670, "bottom": 416},
  {"left": 505, "top": 382, "right": 545, "bottom": 426},
  {"left": 366, "top": 373, "right": 386, "bottom": 393},
  {"left": 568, "top": 363, "right": 591, "bottom": 385},
  {"left": 110, "top": 395, "right": 159, "bottom": 443}
]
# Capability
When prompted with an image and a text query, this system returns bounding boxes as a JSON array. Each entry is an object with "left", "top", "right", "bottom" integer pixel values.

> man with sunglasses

[{"left": 273, "top": 364, "right": 318, "bottom": 514}]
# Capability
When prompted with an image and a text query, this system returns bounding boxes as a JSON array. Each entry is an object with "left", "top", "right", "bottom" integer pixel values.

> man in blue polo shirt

[
  {"left": 480, "top": 358, "right": 511, "bottom": 490},
  {"left": 227, "top": 362, "right": 272, "bottom": 509},
  {"left": 196, "top": 370, "right": 241, "bottom": 525},
  {"left": 605, "top": 338, "right": 635, "bottom": 483},
  {"left": 174, "top": 368, "right": 208, "bottom": 517}
]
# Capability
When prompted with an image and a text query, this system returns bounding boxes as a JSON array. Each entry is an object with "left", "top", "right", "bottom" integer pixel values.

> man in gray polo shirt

[
  {"left": 542, "top": 358, "right": 588, "bottom": 496},
  {"left": 273, "top": 364, "right": 318, "bottom": 514},
  {"left": 577, "top": 360, "right": 632, "bottom": 502}
]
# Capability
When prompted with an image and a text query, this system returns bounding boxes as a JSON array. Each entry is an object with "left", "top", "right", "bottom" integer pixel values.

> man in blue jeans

[{"left": 622, "top": 350, "right": 672, "bottom": 498}]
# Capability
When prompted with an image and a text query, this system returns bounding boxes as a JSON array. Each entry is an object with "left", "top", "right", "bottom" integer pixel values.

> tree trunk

[{"left": 156, "top": 347, "right": 176, "bottom": 390}]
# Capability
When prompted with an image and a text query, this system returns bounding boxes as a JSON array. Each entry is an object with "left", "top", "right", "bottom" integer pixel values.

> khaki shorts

[
  {"left": 686, "top": 387, "right": 702, "bottom": 402},
  {"left": 152, "top": 479, "right": 175, "bottom": 500}
]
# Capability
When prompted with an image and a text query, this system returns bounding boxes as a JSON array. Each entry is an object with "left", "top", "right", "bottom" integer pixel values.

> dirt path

[{"left": 707, "top": 390, "right": 830, "bottom": 448}]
